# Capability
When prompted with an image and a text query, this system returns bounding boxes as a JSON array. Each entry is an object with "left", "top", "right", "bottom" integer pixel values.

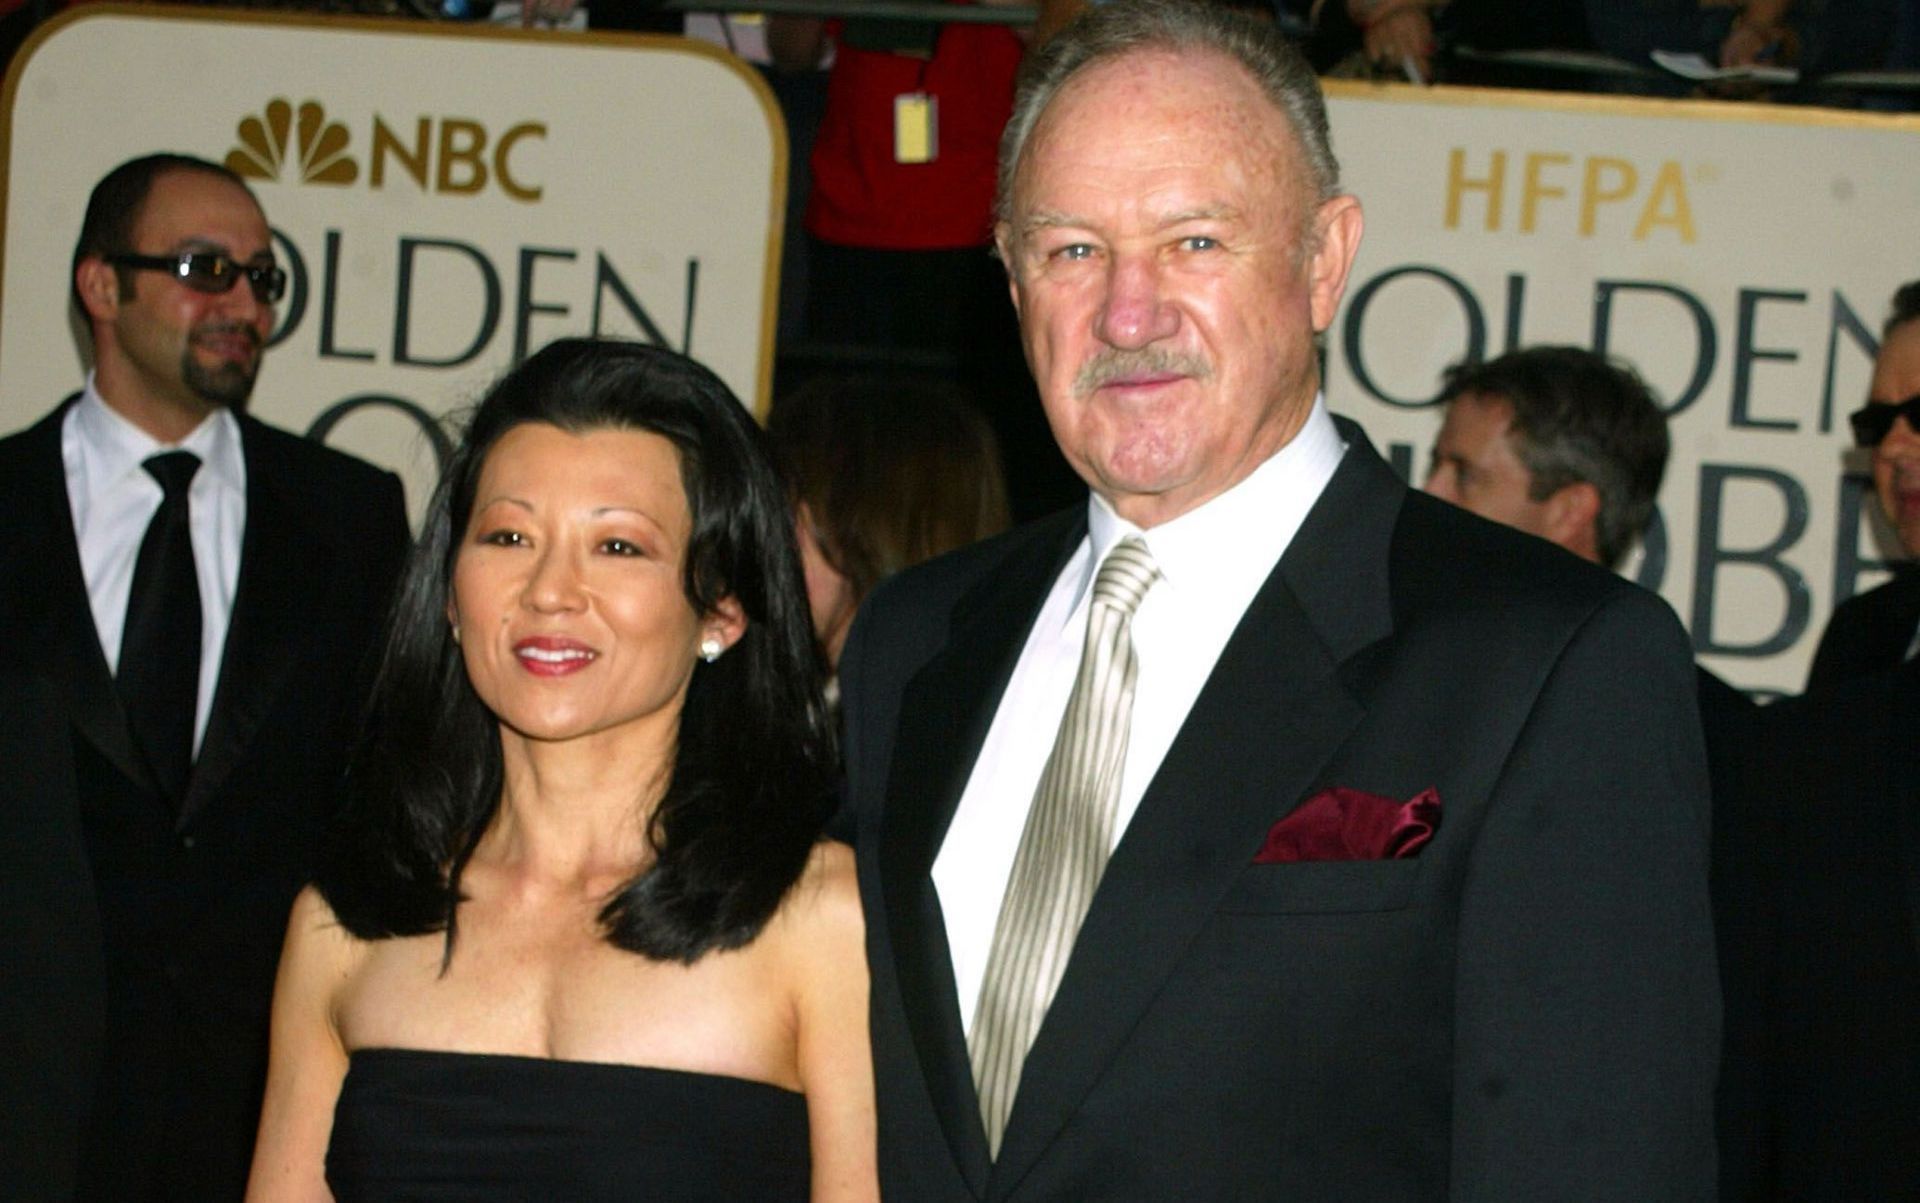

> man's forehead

[
  {"left": 133, "top": 169, "right": 269, "bottom": 247},
  {"left": 1038, "top": 46, "right": 1285, "bottom": 143},
  {"left": 1012, "top": 46, "right": 1303, "bottom": 215},
  {"left": 1444, "top": 392, "right": 1522, "bottom": 447},
  {"left": 1871, "top": 319, "right": 1920, "bottom": 397}
]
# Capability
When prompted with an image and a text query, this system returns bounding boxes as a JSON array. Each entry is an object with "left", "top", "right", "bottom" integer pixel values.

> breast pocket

[{"left": 1216, "top": 858, "right": 1422, "bottom": 915}]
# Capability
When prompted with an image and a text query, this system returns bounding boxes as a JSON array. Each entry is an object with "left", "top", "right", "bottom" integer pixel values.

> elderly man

[
  {"left": 1806, "top": 281, "right": 1920, "bottom": 691},
  {"left": 839, "top": 1, "right": 1719, "bottom": 1198},
  {"left": 0, "top": 154, "right": 408, "bottom": 1199}
]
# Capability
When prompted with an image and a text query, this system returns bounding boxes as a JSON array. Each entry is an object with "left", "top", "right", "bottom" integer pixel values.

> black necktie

[{"left": 118, "top": 450, "right": 202, "bottom": 805}]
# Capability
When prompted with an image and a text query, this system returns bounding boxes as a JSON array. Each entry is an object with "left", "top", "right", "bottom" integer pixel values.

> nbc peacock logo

[{"left": 226, "top": 99, "right": 358, "bottom": 186}]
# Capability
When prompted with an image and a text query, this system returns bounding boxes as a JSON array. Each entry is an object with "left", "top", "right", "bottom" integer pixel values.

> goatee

[{"left": 183, "top": 323, "right": 262, "bottom": 408}]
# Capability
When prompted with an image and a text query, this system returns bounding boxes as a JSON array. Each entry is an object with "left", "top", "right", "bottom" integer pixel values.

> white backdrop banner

[
  {"left": 1321, "top": 82, "right": 1920, "bottom": 693},
  {"left": 0, "top": 4, "right": 785, "bottom": 524}
]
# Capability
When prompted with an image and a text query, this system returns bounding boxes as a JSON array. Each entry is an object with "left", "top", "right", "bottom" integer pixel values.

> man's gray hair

[{"left": 996, "top": 0, "right": 1340, "bottom": 226}]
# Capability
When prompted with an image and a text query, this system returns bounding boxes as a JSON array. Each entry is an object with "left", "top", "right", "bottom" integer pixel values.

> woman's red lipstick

[{"left": 514, "top": 636, "right": 597, "bottom": 676}]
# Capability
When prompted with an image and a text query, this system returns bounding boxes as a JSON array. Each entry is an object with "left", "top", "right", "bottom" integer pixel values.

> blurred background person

[
  {"left": 246, "top": 339, "right": 874, "bottom": 1201},
  {"left": 1712, "top": 652, "right": 1920, "bottom": 1201},
  {"left": 767, "top": 373, "right": 1009, "bottom": 685},
  {"left": 766, "top": 1, "right": 1082, "bottom": 521},
  {"left": 1807, "top": 280, "right": 1920, "bottom": 691},
  {"left": 1424, "top": 345, "right": 1667, "bottom": 572},
  {"left": 765, "top": 3, "right": 1022, "bottom": 357},
  {"left": 1711, "top": 283, "right": 1920, "bottom": 1201},
  {"left": 1308, "top": 0, "right": 1912, "bottom": 86}
]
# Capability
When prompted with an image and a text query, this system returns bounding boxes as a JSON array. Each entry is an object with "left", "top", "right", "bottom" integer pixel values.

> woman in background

[
  {"left": 247, "top": 339, "right": 874, "bottom": 1201},
  {"left": 768, "top": 373, "right": 1010, "bottom": 680}
]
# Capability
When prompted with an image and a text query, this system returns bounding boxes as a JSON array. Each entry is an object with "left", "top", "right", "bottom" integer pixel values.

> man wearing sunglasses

[
  {"left": 1713, "top": 281, "right": 1920, "bottom": 1200},
  {"left": 0, "top": 153, "right": 408, "bottom": 1200},
  {"left": 1806, "top": 280, "right": 1920, "bottom": 692}
]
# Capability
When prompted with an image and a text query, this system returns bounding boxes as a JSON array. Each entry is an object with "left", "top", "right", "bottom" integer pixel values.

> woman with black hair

[{"left": 246, "top": 339, "right": 875, "bottom": 1200}]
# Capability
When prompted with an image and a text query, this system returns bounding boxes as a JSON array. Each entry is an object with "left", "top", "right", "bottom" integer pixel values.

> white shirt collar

[
  {"left": 76, "top": 372, "right": 245, "bottom": 500},
  {"left": 1065, "top": 395, "right": 1348, "bottom": 626}
]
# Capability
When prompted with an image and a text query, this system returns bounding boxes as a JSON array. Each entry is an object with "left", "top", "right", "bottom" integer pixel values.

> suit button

[{"left": 179, "top": 834, "right": 196, "bottom": 850}]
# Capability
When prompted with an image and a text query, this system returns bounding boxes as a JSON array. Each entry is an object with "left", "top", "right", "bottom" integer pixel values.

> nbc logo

[
  {"left": 227, "top": 99, "right": 358, "bottom": 185},
  {"left": 221, "top": 100, "right": 544, "bottom": 200}
]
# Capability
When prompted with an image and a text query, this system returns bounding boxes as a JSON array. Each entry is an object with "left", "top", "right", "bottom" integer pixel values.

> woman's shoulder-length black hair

[{"left": 316, "top": 337, "right": 836, "bottom": 963}]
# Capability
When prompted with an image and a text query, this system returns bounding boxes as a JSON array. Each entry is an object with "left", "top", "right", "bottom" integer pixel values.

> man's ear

[
  {"left": 75, "top": 257, "right": 121, "bottom": 324},
  {"left": 1543, "top": 481, "right": 1603, "bottom": 563},
  {"left": 1307, "top": 194, "right": 1364, "bottom": 334}
]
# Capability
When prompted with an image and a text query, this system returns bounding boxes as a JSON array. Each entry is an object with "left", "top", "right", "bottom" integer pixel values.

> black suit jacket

[
  {"left": 1805, "top": 568, "right": 1920, "bottom": 692},
  {"left": 1715, "top": 660, "right": 1920, "bottom": 1200},
  {"left": 840, "top": 424, "right": 1720, "bottom": 1201},
  {"left": 0, "top": 400, "right": 408, "bottom": 1201}
]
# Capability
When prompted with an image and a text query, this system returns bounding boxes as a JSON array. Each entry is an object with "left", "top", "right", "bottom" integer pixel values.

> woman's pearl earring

[{"left": 698, "top": 635, "right": 723, "bottom": 663}]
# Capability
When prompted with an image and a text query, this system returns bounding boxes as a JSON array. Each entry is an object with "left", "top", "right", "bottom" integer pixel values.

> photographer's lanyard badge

[
  {"left": 892, "top": 30, "right": 939, "bottom": 165},
  {"left": 894, "top": 92, "right": 937, "bottom": 164}
]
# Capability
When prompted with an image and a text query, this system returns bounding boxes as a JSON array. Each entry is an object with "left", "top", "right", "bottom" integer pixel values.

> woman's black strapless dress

[{"left": 326, "top": 1048, "right": 810, "bottom": 1201}]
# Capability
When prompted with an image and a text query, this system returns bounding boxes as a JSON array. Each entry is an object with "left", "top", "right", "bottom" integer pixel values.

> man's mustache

[
  {"left": 191, "top": 321, "right": 263, "bottom": 350},
  {"left": 1074, "top": 347, "right": 1211, "bottom": 397}
]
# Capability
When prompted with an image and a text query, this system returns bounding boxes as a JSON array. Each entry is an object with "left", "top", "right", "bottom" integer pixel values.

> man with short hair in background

[
  {"left": 839, "top": 2, "right": 1720, "bottom": 1197},
  {"left": 0, "top": 152, "right": 408, "bottom": 1200},
  {"left": 1424, "top": 345, "right": 1666, "bottom": 573}
]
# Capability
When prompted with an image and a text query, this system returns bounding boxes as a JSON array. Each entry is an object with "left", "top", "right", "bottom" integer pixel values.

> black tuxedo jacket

[
  {"left": 0, "top": 400, "right": 408, "bottom": 1200},
  {"left": 1715, "top": 659, "right": 1920, "bottom": 1200},
  {"left": 1805, "top": 568, "right": 1920, "bottom": 692},
  {"left": 840, "top": 424, "right": 1720, "bottom": 1201}
]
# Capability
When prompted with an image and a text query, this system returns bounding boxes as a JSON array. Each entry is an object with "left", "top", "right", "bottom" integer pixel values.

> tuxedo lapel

[
  {"left": 8, "top": 405, "right": 152, "bottom": 793},
  {"left": 987, "top": 427, "right": 1403, "bottom": 1196},
  {"left": 880, "top": 516, "right": 1084, "bottom": 1195},
  {"left": 180, "top": 419, "right": 308, "bottom": 826}
]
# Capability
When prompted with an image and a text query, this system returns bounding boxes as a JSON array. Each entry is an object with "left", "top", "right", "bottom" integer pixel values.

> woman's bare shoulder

[
  {"left": 281, "top": 884, "right": 372, "bottom": 984},
  {"left": 774, "top": 840, "right": 865, "bottom": 952}
]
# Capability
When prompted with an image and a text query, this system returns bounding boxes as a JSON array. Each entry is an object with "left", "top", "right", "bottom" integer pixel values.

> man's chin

[{"left": 184, "top": 359, "right": 258, "bottom": 409}]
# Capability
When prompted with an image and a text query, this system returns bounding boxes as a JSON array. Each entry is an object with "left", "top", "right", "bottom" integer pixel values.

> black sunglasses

[
  {"left": 108, "top": 251, "right": 287, "bottom": 305},
  {"left": 1849, "top": 395, "right": 1920, "bottom": 448}
]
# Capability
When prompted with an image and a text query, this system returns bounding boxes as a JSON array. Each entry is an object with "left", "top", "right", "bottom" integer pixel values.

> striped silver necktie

[{"left": 969, "top": 535, "right": 1161, "bottom": 1157}]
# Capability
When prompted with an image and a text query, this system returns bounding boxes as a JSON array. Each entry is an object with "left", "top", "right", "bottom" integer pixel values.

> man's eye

[
  {"left": 1052, "top": 243, "right": 1096, "bottom": 261},
  {"left": 1183, "top": 235, "right": 1220, "bottom": 251}
]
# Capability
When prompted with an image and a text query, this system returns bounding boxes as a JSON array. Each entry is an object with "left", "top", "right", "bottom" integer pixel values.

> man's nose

[
  {"left": 215, "top": 275, "right": 269, "bottom": 330},
  {"left": 1094, "top": 253, "right": 1179, "bottom": 349},
  {"left": 1882, "top": 412, "right": 1920, "bottom": 462}
]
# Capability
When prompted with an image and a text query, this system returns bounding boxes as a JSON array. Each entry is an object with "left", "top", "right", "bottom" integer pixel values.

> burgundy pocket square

[{"left": 1254, "top": 786, "right": 1441, "bottom": 864}]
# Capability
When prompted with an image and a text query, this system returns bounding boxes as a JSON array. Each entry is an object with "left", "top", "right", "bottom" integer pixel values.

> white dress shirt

[
  {"left": 62, "top": 378, "right": 247, "bottom": 753},
  {"left": 933, "top": 397, "right": 1348, "bottom": 1034}
]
